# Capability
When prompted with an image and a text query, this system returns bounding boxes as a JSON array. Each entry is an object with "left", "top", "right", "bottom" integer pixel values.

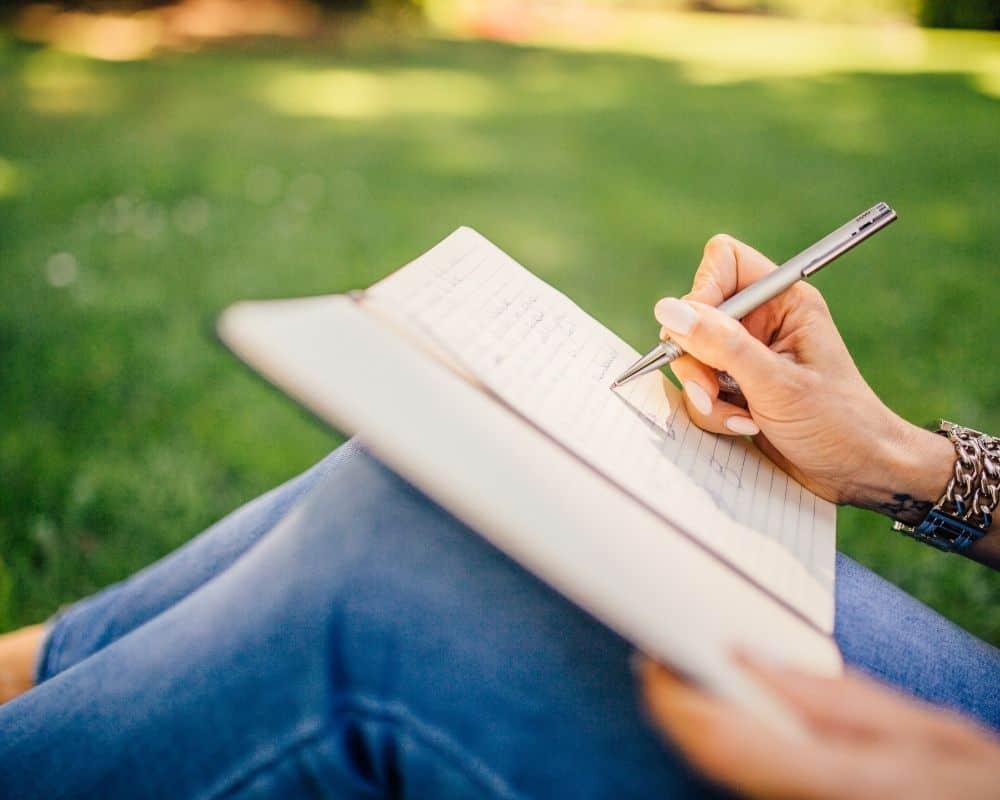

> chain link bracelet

[{"left": 892, "top": 421, "right": 1000, "bottom": 552}]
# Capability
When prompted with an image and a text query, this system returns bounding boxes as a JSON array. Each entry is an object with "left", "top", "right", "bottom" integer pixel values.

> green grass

[{"left": 0, "top": 18, "right": 998, "bottom": 643}]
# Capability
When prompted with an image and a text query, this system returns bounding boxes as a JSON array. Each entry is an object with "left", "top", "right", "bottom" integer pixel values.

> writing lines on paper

[
  {"left": 368, "top": 228, "right": 834, "bottom": 629},
  {"left": 608, "top": 377, "right": 827, "bottom": 616}
]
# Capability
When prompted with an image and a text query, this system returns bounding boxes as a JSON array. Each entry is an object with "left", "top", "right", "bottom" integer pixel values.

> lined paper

[{"left": 367, "top": 227, "right": 835, "bottom": 630}]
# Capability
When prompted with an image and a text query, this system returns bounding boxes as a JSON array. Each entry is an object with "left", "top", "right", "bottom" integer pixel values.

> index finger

[
  {"left": 685, "top": 234, "right": 778, "bottom": 307},
  {"left": 733, "top": 651, "right": 975, "bottom": 742},
  {"left": 638, "top": 658, "right": 845, "bottom": 799}
]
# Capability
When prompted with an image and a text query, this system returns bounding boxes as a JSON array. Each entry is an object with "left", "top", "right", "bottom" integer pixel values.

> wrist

[{"left": 851, "top": 418, "right": 954, "bottom": 525}]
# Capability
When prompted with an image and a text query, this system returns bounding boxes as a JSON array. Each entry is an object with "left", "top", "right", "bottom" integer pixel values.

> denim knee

[{"left": 287, "top": 451, "right": 714, "bottom": 798}]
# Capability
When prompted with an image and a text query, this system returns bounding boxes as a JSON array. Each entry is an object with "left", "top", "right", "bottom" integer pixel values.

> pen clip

[{"left": 800, "top": 203, "right": 896, "bottom": 278}]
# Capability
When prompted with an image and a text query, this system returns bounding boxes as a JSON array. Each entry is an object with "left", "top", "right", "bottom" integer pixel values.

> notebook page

[
  {"left": 367, "top": 228, "right": 836, "bottom": 631},
  {"left": 218, "top": 294, "right": 843, "bottom": 731}
]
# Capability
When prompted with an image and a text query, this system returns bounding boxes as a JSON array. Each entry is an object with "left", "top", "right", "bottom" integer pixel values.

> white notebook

[{"left": 218, "top": 227, "right": 841, "bottom": 730}]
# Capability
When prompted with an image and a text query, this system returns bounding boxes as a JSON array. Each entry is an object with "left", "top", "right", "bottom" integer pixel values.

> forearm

[{"left": 853, "top": 420, "right": 1000, "bottom": 569}]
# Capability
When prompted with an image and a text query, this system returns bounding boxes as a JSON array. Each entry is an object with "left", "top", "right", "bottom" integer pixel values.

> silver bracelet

[
  {"left": 893, "top": 420, "right": 1000, "bottom": 552},
  {"left": 939, "top": 421, "right": 1000, "bottom": 528}
]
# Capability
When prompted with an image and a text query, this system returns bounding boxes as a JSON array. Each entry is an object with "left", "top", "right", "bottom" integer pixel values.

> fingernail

[
  {"left": 654, "top": 298, "right": 697, "bottom": 335},
  {"left": 683, "top": 381, "right": 712, "bottom": 416},
  {"left": 725, "top": 416, "right": 760, "bottom": 436}
]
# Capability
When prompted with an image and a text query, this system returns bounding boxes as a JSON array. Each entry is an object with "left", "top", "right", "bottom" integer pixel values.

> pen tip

[{"left": 610, "top": 380, "right": 621, "bottom": 390}]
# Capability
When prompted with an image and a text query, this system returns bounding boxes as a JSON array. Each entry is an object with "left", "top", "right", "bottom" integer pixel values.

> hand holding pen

[
  {"left": 607, "top": 205, "right": 953, "bottom": 514},
  {"left": 613, "top": 203, "right": 896, "bottom": 390}
]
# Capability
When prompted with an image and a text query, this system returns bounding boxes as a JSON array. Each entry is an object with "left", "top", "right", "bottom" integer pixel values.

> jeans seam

[
  {"left": 198, "top": 718, "right": 326, "bottom": 800},
  {"left": 334, "top": 693, "right": 526, "bottom": 800},
  {"left": 205, "top": 697, "right": 525, "bottom": 800}
]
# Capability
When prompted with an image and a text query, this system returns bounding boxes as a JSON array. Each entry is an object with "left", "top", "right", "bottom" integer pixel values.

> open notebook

[{"left": 219, "top": 227, "right": 841, "bottom": 730}]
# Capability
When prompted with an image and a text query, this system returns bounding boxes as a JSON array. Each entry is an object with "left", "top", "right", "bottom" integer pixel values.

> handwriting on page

[{"left": 368, "top": 228, "right": 834, "bottom": 628}]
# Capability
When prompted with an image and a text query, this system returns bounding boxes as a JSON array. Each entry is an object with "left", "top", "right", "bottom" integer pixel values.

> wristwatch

[{"left": 892, "top": 420, "right": 1000, "bottom": 553}]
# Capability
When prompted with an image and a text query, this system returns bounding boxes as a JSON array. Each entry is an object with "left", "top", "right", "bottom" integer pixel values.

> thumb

[
  {"left": 654, "top": 297, "right": 789, "bottom": 398},
  {"left": 685, "top": 233, "right": 778, "bottom": 307}
]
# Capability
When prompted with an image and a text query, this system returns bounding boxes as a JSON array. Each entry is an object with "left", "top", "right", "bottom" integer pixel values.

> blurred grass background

[{"left": 0, "top": 6, "right": 998, "bottom": 643}]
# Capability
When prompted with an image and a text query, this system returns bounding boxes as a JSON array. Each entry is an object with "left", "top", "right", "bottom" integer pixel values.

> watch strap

[{"left": 892, "top": 510, "right": 985, "bottom": 552}]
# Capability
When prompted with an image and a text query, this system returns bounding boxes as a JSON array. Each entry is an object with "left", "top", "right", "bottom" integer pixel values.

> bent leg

[
  {"left": 17, "top": 446, "right": 996, "bottom": 798},
  {"left": 38, "top": 441, "right": 362, "bottom": 681},
  {"left": 834, "top": 554, "right": 999, "bottom": 727},
  {"left": 44, "top": 442, "right": 1000, "bottom": 732},
  {"left": 2, "top": 450, "right": 718, "bottom": 799}
]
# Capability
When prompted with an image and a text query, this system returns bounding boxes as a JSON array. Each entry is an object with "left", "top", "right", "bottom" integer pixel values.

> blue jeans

[{"left": 2, "top": 441, "right": 998, "bottom": 799}]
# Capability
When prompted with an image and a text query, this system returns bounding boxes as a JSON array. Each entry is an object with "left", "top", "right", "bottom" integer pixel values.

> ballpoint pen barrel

[
  {"left": 715, "top": 260, "right": 805, "bottom": 319},
  {"left": 611, "top": 202, "right": 896, "bottom": 389},
  {"left": 717, "top": 206, "right": 896, "bottom": 319}
]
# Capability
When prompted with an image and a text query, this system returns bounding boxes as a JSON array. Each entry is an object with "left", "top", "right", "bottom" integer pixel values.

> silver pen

[{"left": 611, "top": 202, "right": 897, "bottom": 389}]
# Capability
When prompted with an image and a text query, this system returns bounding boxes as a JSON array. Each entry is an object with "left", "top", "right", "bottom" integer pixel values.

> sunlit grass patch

[
  {"left": 260, "top": 65, "right": 503, "bottom": 118},
  {"left": 19, "top": 48, "right": 120, "bottom": 114},
  {"left": 430, "top": 6, "right": 1000, "bottom": 92},
  {"left": 0, "top": 155, "right": 26, "bottom": 198}
]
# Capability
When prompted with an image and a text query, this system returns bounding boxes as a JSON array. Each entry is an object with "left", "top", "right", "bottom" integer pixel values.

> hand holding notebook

[{"left": 218, "top": 227, "right": 843, "bottom": 732}]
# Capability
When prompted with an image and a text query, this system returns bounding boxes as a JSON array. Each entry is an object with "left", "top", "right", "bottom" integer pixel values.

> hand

[
  {"left": 656, "top": 234, "right": 954, "bottom": 519},
  {"left": 639, "top": 655, "right": 1000, "bottom": 800}
]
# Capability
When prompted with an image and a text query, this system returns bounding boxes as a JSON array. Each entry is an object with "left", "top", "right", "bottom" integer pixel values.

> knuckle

[
  {"left": 715, "top": 316, "right": 749, "bottom": 354},
  {"left": 687, "top": 273, "right": 716, "bottom": 297},
  {"left": 780, "top": 365, "right": 816, "bottom": 402},
  {"left": 703, "top": 233, "right": 734, "bottom": 257},
  {"left": 794, "top": 282, "right": 829, "bottom": 313},
  {"left": 793, "top": 367, "right": 820, "bottom": 395},
  {"left": 929, "top": 712, "right": 980, "bottom": 749}
]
